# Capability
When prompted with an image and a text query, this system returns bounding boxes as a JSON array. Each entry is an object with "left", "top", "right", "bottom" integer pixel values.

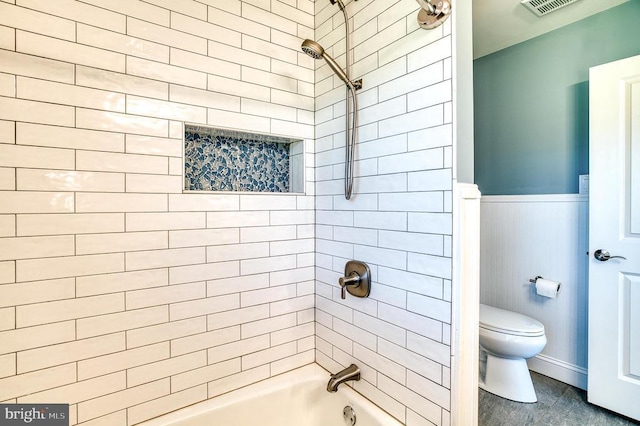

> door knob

[{"left": 594, "top": 249, "right": 627, "bottom": 261}]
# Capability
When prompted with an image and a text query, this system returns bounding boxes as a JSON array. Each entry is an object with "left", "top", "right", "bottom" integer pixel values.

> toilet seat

[{"left": 479, "top": 304, "right": 545, "bottom": 337}]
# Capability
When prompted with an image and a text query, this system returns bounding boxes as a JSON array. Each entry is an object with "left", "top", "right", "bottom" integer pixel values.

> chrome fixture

[
  {"left": 415, "top": 0, "right": 452, "bottom": 30},
  {"left": 327, "top": 364, "right": 361, "bottom": 392},
  {"left": 594, "top": 249, "right": 627, "bottom": 261},
  {"left": 300, "top": 0, "right": 360, "bottom": 200},
  {"left": 338, "top": 260, "right": 371, "bottom": 300},
  {"left": 343, "top": 405, "right": 357, "bottom": 426}
]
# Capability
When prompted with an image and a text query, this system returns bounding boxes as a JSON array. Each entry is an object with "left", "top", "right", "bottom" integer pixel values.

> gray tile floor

[{"left": 478, "top": 372, "right": 640, "bottom": 426}]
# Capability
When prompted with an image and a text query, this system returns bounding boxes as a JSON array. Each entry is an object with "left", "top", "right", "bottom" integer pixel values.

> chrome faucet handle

[{"left": 339, "top": 272, "right": 360, "bottom": 299}]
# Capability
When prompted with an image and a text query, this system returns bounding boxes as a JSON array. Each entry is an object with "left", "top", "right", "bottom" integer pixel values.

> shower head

[
  {"left": 329, "top": 0, "right": 345, "bottom": 9},
  {"left": 301, "top": 39, "right": 352, "bottom": 88}
]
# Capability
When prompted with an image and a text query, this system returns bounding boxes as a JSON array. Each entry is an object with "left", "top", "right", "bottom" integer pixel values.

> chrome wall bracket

[
  {"left": 339, "top": 260, "right": 371, "bottom": 299},
  {"left": 415, "top": 0, "right": 452, "bottom": 30}
]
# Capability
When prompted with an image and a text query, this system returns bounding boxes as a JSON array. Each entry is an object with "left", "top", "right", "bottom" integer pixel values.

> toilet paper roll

[{"left": 535, "top": 278, "right": 561, "bottom": 299}]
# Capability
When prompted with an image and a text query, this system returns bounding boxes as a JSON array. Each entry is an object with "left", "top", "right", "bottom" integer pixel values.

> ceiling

[{"left": 473, "top": 0, "right": 629, "bottom": 59}]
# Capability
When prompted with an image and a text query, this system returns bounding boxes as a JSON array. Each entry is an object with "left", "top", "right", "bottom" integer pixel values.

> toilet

[{"left": 478, "top": 304, "right": 547, "bottom": 403}]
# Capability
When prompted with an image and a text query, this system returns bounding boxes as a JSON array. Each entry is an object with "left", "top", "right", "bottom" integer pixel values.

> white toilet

[{"left": 478, "top": 304, "right": 547, "bottom": 403}]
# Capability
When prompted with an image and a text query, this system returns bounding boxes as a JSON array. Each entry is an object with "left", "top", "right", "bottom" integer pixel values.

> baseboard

[{"left": 528, "top": 353, "right": 587, "bottom": 390}]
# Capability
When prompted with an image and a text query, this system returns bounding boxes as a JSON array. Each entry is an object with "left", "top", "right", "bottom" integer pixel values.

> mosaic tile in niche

[{"left": 184, "top": 126, "right": 299, "bottom": 193}]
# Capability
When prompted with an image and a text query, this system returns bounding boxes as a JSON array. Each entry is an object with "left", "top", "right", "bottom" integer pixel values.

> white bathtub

[{"left": 141, "top": 363, "right": 403, "bottom": 426}]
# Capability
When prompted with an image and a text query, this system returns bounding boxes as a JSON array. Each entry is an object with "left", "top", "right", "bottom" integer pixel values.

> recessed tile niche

[{"left": 184, "top": 125, "right": 304, "bottom": 193}]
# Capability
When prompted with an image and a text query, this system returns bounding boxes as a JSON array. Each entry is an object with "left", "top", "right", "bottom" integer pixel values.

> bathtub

[{"left": 141, "top": 363, "right": 403, "bottom": 426}]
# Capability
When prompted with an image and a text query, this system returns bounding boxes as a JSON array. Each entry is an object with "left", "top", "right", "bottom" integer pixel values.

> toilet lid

[{"left": 479, "top": 304, "right": 545, "bottom": 336}]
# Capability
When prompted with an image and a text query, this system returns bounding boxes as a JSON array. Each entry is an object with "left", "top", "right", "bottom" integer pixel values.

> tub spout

[{"left": 326, "top": 364, "right": 361, "bottom": 392}]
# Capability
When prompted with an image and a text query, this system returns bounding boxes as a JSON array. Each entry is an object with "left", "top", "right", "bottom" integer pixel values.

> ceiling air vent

[{"left": 521, "top": 0, "right": 581, "bottom": 17}]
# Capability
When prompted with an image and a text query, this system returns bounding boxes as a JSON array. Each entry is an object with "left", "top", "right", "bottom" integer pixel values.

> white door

[{"left": 588, "top": 54, "right": 640, "bottom": 421}]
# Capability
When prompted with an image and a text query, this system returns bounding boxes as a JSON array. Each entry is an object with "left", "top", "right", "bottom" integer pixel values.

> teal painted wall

[{"left": 474, "top": 1, "right": 640, "bottom": 195}]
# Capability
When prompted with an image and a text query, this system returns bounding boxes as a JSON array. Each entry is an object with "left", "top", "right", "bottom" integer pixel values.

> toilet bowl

[{"left": 478, "top": 304, "right": 546, "bottom": 403}]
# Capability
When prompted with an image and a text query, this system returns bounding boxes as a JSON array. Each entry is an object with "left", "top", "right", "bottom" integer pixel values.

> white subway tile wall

[
  {"left": 313, "top": 1, "right": 453, "bottom": 426},
  {"left": 0, "top": 0, "right": 315, "bottom": 424}
]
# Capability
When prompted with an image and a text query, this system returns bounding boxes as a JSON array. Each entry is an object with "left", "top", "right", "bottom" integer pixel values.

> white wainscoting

[{"left": 480, "top": 194, "right": 589, "bottom": 389}]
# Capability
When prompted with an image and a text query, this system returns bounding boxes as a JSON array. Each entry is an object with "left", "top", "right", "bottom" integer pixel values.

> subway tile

[
  {"left": 240, "top": 313, "right": 296, "bottom": 339},
  {"left": 169, "top": 293, "right": 238, "bottom": 321},
  {"left": 379, "top": 149, "right": 443, "bottom": 175},
  {"left": 0, "top": 277, "right": 74, "bottom": 308},
  {"left": 408, "top": 168, "right": 452, "bottom": 192},
  {"left": 270, "top": 238, "right": 313, "bottom": 256},
  {"left": 0, "top": 144, "right": 74, "bottom": 170},
  {"left": 18, "top": 76, "right": 125, "bottom": 113},
  {"left": 130, "top": 56, "right": 207, "bottom": 89},
  {"left": 17, "top": 213, "right": 124, "bottom": 237},
  {"left": 77, "top": 306, "right": 168, "bottom": 339},
  {"left": 0, "top": 25, "right": 14, "bottom": 51},
  {"left": 207, "top": 304, "right": 269, "bottom": 331},
  {"left": 17, "top": 333, "right": 125, "bottom": 374},
  {"left": 76, "top": 193, "right": 167, "bottom": 213},
  {"left": 125, "top": 134, "right": 181, "bottom": 157},
  {"left": 243, "top": 4, "right": 297, "bottom": 36},
  {"left": 0, "top": 353, "right": 15, "bottom": 379},
  {"left": 0, "top": 321, "right": 75, "bottom": 355},
  {"left": 0, "top": 261, "right": 15, "bottom": 284},
  {"left": 16, "top": 293, "right": 123, "bottom": 328},
  {"left": 77, "top": 342, "right": 168, "bottom": 381},
  {"left": 76, "top": 231, "right": 167, "bottom": 255},
  {"left": 0, "top": 73, "right": 15, "bottom": 97},
  {"left": 378, "top": 303, "right": 441, "bottom": 343},
  {"left": 80, "top": 0, "right": 169, "bottom": 27},
  {"left": 207, "top": 74, "right": 270, "bottom": 102},
  {"left": 76, "top": 268, "right": 167, "bottom": 297},
  {"left": 128, "top": 384, "right": 207, "bottom": 426},
  {"left": 17, "top": 0, "right": 126, "bottom": 33},
  {"left": 126, "top": 212, "right": 205, "bottom": 232},
  {"left": 78, "top": 24, "right": 169, "bottom": 62},
  {"left": 128, "top": 17, "right": 206, "bottom": 55},
  {"left": 168, "top": 194, "right": 239, "bottom": 212},
  {"left": 242, "top": 341, "right": 296, "bottom": 370},
  {"left": 408, "top": 36, "right": 452, "bottom": 72},
  {"left": 16, "top": 123, "right": 124, "bottom": 152},
  {"left": 241, "top": 98, "right": 296, "bottom": 121},
  {"left": 206, "top": 273, "right": 269, "bottom": 297},
  {"left": 271, "top": 322, "right": 314, "bottom": 346},
  {"left": 0, "top": 120, "right": 15, "bottom": 144},
  {"left": 126, "top": 173, "right": 183, "bottom": 193},
  {"left": 0, "top": 169, "right": 15, "bottom": 191},
  {"left": 379, "top": 230, "right": 444, "bottom": 256},
  {"left": 407, "top": 212, "right": 452, "bottom": 235},
  {"left": 407, "top": 331, "right": 450, "bottom": 368},
  {"left": 0, "top": 50, "right": 74, "bottom": 84},
  {"left": 170, "top": 326, "right": 239, "bottom": 357},
  {"left": 379, "top": 104, "right": 444, "bottom": 139},
  {"left": 17, "top": 169, "right": 124, "bottom": 193},
  {"left": 77, "top": 410, "right": 126, "bottom": 426},
  {"left": 316, "top": 323, "right": 353, "bottom": 355},
  {"left": 127, "top": 350, "right": 206, "bottom": 387},
  {"left": 169, "top": 261, "right": 238, "bottom": 285},
  {"left": 127, "top": 316, "right": 206, "bottom": 349},
  {"left": 207, "top": 40, "right": 269, "bottom": 71},
  {"left": 407, "top": 252, "right": 452, "bottom": 280},
  {"left": 19, "top": 372, "right": 125, "bottom": 405},
  {"left": 171, "top": 13, "right": 239, "bottom": 46},
  {"left": 126, "top": 282, "right": 205, "bottom": 310},
  {"left": 0, "top": 2, "right": 75, "bottom": 41},
  {"left": 240, "top": 225, "right": 296, "bottom": 243},
  {"left": 378, "top": 374, "right": 441, "bottom": 425},
  {"left": 16, "top": 253, "right": 124, "bottom": 282},
  {"left": 126, "top": 95, "right": 207, "bottom": 123},
  {"left": 206, "top": 242, "right": 269, "bottom": 262},
  {"left": 169, "top": 84, "right": 240, "bottom": 111},
  {"left": 17, "top": 31, "right": 125, "bottom": 73},
  {"left": 77, "top": 151, "right": 168, "bottom": 175},
  {"left": 207, "top": 334, "right": 269, "bottom": 364},
  {"left": 0, "top": 235, "right": 74, "bottom": 261},
  {"left": 0, "top": 363, "right": 76, "bottom": 402},
  {"left": 0, "top": 97, "right": 74, "bottom": 127},
  {"left": 171, "top": 358, "right": 240, "bottom": 392},
  {"left": 205, "top": 0, "right": 241, "bottom": 15},
  {"left": 378, "top": 192, "right": 443, "bottom": 213},
  {"left": 208, "top": 6, "right": 269, "bottom": 41},
  {"left": 0, "top": 307, "right": 13, "bottom": 331},
  {"left": 270, "top": 294, "right": 314, "bottom": 317},
  {"left": 76, "top": 66, "right": 169, "bottom": 101},
  {"left": 0, "top": 214, "right": 15, "bottom": 237},
  {"left": 208, "top": 364, "right": 270, "bottom": 398},
  {"left": 240, "top": 195, "right": 297, "bottom": 211},
  {"left": 76, "top": 108, "right": 168, "bottom": 138},
  {"left": 240, "top": 255, "right": 297, "bottom": 275},
  {"left": 207, "top": 211, "right": 269, "bottom": 228},
  {"left": 169, "top": 228, "right": 238, "bottom": 248},
  {"left": 408, "top": 80, "right": 452, "bottom": 111},
  {"left": 126, "top": 247, "right": 204, "bottom": 271},
  {"left": 77, "top": 378, "right": 169, "bottom": 423}
]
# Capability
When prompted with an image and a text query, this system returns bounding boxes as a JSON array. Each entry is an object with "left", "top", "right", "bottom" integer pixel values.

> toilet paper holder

[{"left": 529, "top": 276, "right": 561, "bottom": 291}]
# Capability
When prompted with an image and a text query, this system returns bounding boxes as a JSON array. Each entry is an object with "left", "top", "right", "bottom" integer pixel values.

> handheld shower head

[{"left": 301, "top": 39, "right": 352, "bottom": 88}]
